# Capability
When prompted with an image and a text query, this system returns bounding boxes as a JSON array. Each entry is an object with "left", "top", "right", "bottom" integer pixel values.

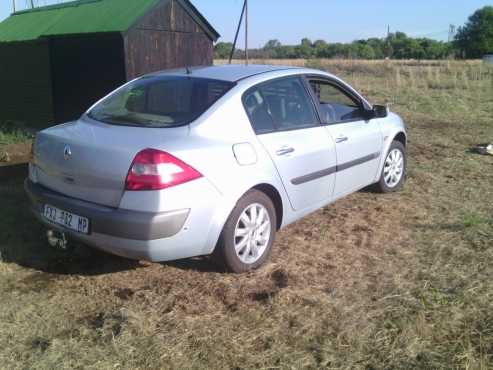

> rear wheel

[
  {"left": 214, "top": 190, "right": 276, "bottom": 273},
  {"left": 374, "top": 140, "right": 407, "bottom": 193}
]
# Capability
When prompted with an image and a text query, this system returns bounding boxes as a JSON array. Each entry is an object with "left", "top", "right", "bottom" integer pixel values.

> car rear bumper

[{"left": 24, "top": 179, "right": 190, "bottom": 241}]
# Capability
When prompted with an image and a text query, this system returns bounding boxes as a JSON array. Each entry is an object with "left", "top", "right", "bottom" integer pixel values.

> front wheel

[
  {"left": 374, "top": 140, "right": 407, "bottom": 193},
  {"left": 214, "top": 190, "right": 276, "bottom": 273}
]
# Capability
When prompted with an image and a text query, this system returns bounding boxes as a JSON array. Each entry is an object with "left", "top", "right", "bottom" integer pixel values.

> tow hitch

[{"left": 46, "top": 230, "right": 68, "bottom": 250}]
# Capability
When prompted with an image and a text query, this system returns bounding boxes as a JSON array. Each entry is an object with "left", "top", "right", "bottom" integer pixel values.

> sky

[{"left": 1, "top": 0, "right": 491, "bottom": 47}]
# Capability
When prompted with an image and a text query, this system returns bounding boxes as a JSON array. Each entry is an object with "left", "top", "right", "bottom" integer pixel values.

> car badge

[{"left": 63, "top": 145, "right": 72, "bottom": 160}]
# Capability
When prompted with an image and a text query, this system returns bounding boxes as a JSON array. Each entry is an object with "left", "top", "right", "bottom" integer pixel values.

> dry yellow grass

[
  {"left": 216, "top": 58, "right": 483, "bottom": 68},
  {"left": 1, "top": 59, "right": 492, "bottom": 369}
]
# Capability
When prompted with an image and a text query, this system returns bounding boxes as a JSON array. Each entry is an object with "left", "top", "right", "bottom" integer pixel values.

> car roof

[{"left": 148, "top": 64, "right": 304, "bottom": 82}]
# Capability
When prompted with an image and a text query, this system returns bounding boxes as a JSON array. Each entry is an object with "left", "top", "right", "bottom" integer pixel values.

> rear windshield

[{"left": 88, "top": 76, "right": 235, "bottom": 127}]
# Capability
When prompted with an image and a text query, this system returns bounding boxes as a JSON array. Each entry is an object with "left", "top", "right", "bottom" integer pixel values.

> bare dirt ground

[
  {"left": 0, "top": 142, "right": 32, "bottom": 166},
  {"left": 0, "top": 60, "right": 492, "bottom": 369},
  {"left": 0, "top": 122, "right": 33, "bottom": 165}
]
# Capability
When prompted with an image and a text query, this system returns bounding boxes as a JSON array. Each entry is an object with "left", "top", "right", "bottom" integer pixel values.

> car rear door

[
  {"left": 243, "top": 76, "right": 336, "bottom": 211},
  {"left": 306, "top": 77, "right": 383, "bottom": 198}
]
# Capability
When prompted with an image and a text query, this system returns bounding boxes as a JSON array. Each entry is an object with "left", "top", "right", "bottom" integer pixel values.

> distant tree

[
  {"left": 455, "top": 6, "right": 493, "bottom": 58},
  {"left": 263, "top": 39, "right": 282, "bottom": 50},
  {"left": 393, "top": 38, "right": 423, "bottom": 59},
  {"left": 275, "top": 45, "right": 297, "bottom": 58},
  {"left": 394, "top": 31, "right": 408, "bottom": 40},
  {"left": 296, "top": 38, "right": 315, "bottom": 58},
  {"left": 301, "top": 38, "right": 313, "bottom": 47},
  {"left": 214, "top": 42, "right": 233, "bottom": 59},
  {"left": 215, "top": 30, "right": 458, "bottom": 61},
  {"left": 325, "top": 43, "right": 348, "bottom": 58},
  {"left": 419, "top": 38, "right": 453, "bottom": 59},
  {"left": 313, "top": 40, "right": 329, "bottom": 58},
  {"left": 313, "top": 39, "right": 328, "bottom": 49},
  {"left": 367, "top": 38, "right": 386, "bottom": 59},
  {"left": 261, "top": 39, "right": 282, "bottom": 58},
  {"left": 357, "top": 44, "right": 377, "bottom": 59}
]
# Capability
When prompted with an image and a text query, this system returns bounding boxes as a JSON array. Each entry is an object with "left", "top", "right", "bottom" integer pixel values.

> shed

[{"left": 0, "top": 0, "right": 219, "bottom": 128}]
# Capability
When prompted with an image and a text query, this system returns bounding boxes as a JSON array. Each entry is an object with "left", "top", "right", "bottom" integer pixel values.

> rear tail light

[{"left": 125, "top": 149, "right": 202, "bottom": 191}]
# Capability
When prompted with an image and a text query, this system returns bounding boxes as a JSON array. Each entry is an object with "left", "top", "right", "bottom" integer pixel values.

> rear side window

[
  {"left": 243, "top": 76, "right": 319, "bottom": 134},
  {"left": 309, "top": 80, "right": 364, "bottom": 124},
  {"left": 243, "top": 89, "right": 276, "bottom": 134},
  {"left": 88, "top": 76, "right": 234, "bottom": 127}
]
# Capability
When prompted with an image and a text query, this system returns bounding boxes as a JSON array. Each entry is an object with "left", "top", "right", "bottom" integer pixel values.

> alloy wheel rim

[
  {"left": 383, "top": 148, "right": 404, "bottom": 188},
  {"left": 234, "top": 203, "right": 271, "bottom": 264}
]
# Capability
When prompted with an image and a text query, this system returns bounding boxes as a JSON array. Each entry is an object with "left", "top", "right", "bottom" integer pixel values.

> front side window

[
  {"left": 309, "top": 80, "right": 364, "bottom": 124},
  {"left": 243, "top": 76, "right": 319, "bottom": 134},
  {"left": 88, "top": 76, "right": 234, "bottom": 127}
]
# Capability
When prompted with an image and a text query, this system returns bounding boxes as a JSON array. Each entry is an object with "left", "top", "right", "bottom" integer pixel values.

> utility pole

[
  {"left": 245, "top": 0, "right": 249, "bottom": 65},
  {"left": 229, "top": 0, "right": 246, "bottom": 64},
  {"left": 29, "top": 0, "right": 35, "bottom": 9},
  {"left": 448, "top": 24, "right": 456, "bottom": 42},
  {"left": 12, "top": 0, "right": 16, "bottom": 13},
  {"left": 229, "top": 0, "right": 249, "bottom": 65},
  {"left": 386, "top": 25, "right": 391, "bottom": 59}
]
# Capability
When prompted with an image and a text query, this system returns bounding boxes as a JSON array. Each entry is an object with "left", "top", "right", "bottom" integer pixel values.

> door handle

[
  {"left": 276, "top": 146, "right": 295, "bottom": 156},
  {"left": 335, "top": 135, "right": 349, "bottom": 143}
]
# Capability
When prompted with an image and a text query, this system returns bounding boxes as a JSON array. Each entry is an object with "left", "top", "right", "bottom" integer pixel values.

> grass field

[{"left": 1, "top": 59, "right": 492, "bottom": 369}]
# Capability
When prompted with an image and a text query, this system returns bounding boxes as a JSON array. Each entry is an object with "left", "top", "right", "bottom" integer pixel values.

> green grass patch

[{"left": 0, "top": 121, "right": 35, "bottom": 145}]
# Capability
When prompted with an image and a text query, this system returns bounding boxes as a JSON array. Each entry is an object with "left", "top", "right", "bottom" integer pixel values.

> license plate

[{"left": 42, "top": 204, "right": 90, "bottom": 234}]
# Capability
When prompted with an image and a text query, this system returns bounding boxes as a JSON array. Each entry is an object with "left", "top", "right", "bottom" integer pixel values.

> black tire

[
  {"left": 213, "top": 190, "right": 277, "bottom": 273},
  {"left": 374, "top": 140, "right": 407, "bottom": 193}
]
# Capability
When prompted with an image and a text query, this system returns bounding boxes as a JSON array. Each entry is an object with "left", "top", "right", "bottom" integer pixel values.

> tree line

[{"left": 215, "top": 6, "right": 493, "bottom": 60}]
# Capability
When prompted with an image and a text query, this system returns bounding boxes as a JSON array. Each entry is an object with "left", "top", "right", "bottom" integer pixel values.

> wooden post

[
  {"left": 229, "top": 0, "right": 246, "bottom": 64},
  {"left": 245, "top": 0, "right": 249, "bottom": 65}
]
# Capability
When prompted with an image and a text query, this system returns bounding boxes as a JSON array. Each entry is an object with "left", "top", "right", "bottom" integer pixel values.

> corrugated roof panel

[{"left": 0, "top": 0, "right": 161, "bottom": 43}]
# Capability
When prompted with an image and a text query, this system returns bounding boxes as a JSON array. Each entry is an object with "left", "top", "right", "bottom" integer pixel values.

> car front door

[
  {"left": 307, "top": 77, "right": 383, "bottom": 198},
  {"left": 243, "top": 76, "right": 336, "bottom": 211}
]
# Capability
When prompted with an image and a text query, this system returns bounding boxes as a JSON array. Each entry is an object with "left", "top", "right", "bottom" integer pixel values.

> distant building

[
  {"left": 484, "top": 55, "right": 493, "bottom": 65},
  {"left": 0, "top": 0, "right": 219, "bottom": 128}
]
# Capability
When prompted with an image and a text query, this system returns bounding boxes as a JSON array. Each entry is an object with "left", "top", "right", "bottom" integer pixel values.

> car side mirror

[{"left": 366, "top": 104, "right": 389, "bottom": 120}]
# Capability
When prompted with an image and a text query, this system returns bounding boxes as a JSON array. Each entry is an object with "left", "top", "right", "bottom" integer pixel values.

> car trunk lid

[{"left": 33, "top": 117, "right": 189, "bottom": 208}]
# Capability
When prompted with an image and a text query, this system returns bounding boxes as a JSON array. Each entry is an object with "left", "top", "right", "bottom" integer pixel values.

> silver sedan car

[{"left": 26, "top": 65, "right": 407, "bottom": 273}]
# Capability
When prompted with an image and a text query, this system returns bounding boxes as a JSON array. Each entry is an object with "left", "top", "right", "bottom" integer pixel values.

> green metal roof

[{"left": 0, "top": 0, "right": 218, "bottom": 43}]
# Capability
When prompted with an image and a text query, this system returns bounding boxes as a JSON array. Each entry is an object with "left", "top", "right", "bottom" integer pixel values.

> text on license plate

[{"left": 43, "top": 204, "right": 90, "bottom": 234}]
